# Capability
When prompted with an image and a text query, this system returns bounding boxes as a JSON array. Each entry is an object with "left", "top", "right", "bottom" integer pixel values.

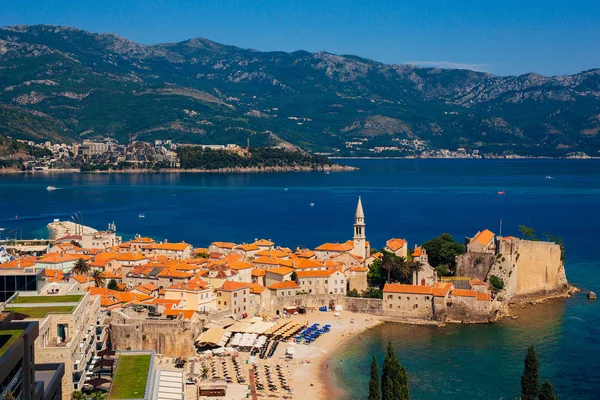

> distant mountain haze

[{"left": 1, "top": 24, "right": 600, "bottom": 156}]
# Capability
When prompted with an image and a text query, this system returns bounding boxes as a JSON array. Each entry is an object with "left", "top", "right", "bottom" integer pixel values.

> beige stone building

[
  {"left": 164, "top": 277, "right": 214, "bottom": 313},
  {"left": 81, "top": 230, "right": 122, "bottom": 249},
  {"left": 208, "top": 242, "right": 237, "bottom": 254},
  {"left": 215, "top": 281, "right": 251, "bottom": 319},
  {"left": 265, "top": 267, "right": 294, "bottom": 287},
  {"left": 295, "top": 269, "right": 347, "bottom": 295},
  {"left": 382, "top": 282, "right": 453, "bottom": 319},
  {"left": 466, "top": 229, "right": 495, "bottom": 253}
]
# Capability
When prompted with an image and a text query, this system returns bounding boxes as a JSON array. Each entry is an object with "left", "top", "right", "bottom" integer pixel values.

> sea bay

[{"left": 1, "top": 159, "right": 599, "bottom": 399}]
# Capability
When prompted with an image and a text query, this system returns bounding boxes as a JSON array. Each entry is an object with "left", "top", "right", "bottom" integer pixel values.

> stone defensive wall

[
  {"left": 109, "top": 314, "right": 202, "bottom": 358},
  {"left": 344, "top": 297, "right": 384, "bottom": 315}
]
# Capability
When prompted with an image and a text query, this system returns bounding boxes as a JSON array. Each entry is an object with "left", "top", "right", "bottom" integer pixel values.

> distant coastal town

[
  {"left": 0, "top": 198, "right": 575, "bottom": 399},
  {"left": 0, "top": 136, "right": 594, "bottom": 175}
]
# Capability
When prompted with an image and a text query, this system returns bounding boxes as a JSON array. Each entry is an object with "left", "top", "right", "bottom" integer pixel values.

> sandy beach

[{"left": 276, "top": 311, "right": 382, "bottom": 400}]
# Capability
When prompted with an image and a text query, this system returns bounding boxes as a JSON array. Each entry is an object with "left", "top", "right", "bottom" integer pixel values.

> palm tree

[
  {"left": 91, "top": 269, "right": 106, "bottom": 288},
  {"left": 72, "top": 258, "right": 90, "bottom": 276},
  {"left": 71, "top": 391, "right": 86, "bottom": 400},
  {"left": 408, "top": 260, "right": 424, "bottom": 285},
  {"left": 201, "top": 366, "right": 210, "bottom": 379},
  {"left": 91, "top": 392, "right": 106, "bottom": 400}
]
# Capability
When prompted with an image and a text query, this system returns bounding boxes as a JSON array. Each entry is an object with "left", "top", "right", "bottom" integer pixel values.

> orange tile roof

[
  {"left": 0, "top": 259, "right": 36, "bottom": 269},
  {"left": 253, "top": 239, "right": 274, "bottom": 246},
  {"left": 151, "top": 242, "right": 190, "bottom": 251},
  {"left": 268, "top": 281, "right": 299, "bottom": 290},
  {"left": 476, "top": 293, "right": 491, "bottom": 301},
  {"left": 247, "top": 283, "right": 265, "bottom": 294},
  {"left": 452, "top": 289, "right": 478, "bottom": 298},
  {"left": 294, "top": 249, "right": 316, "bottom": 258},
  {"left": 251, "top": 269, "right": 266, "bottom": 277},
  {"left": 432, "top": 282, "right": 453, "bottom": 297},
  {"left": 253, "top": 256, "right": 293, "bottom": 267},
  {"left": 291, "top": 258, "right": 324, "bottom": 270},
  {"left": 37, "top": 253, "right": 81, "bottom": 263},
  {"left": 132, "top": 237, "right": 155, "bottom": 243},
  {"left": 470, "top": 229, "right": 495, "bottom": 246},
  {"left": 296, "top": 269, "right": 337, "bottom": 278},
  {"left": 44, "top": 269, "right": 65, "bottom": 280},
  {"left": 235, "top": 244, "right": 259, "bottom": 251},
  {"left": 470, "top": 277, "right": 486, "bottom": 286},
  {"left": 349, "top": 266, "right": 368, "bottom": 272},
  {"left": 116, "top": 252, "right": 147, "bottom": 261},
  {"left": 72, "top": 275, "right": 93, "bottom": 284},
  {"left": 411, "top": 246, "right": 423, "bottom": 257},
  {"left": 218, "top": 281, "right": 250, "bottom": 292},
  {"left": 133, "top": 283, "right": 159, "bottom": 295},
  {"left": 385, "top": 238, "right": 407, "bottom": 252},
  {"left": 228, "top": 260, "right": 253, "bottom": 271},
  {"left": 383, "top": 283, "right": 433, "bottom": 295},
  {"left": 211, "top": 242, "right": 237, "bottom": 249},
  {"left": 157, "top": 268, "right": 193, "bottom": 279},
  {"left": 168, "top": 277, "right": 210, "bottom": 292},
  {"left": 266, "top": 266, "right": 294, "bottom": 276},
  {"left": 255, "top": 249, "right": 290, "bottom": 258},
  {"left": 315, "top": 242, "right": 353, "bottom": 252},
  {"left": 147, "top": 298, "right": 181, "bottom": 307}
]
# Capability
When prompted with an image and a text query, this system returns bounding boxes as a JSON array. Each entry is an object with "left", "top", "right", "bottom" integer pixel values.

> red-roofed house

[
  {"left": 384, "top": 238, "right": 408, "bottom": 258},
  {"left": 164, "top": 277, "right": 214, "bottom": 313},
  {"left": 267, "top": 281, "right": 299, "bottom": 298},
  {"left": 467, "top": 229, "right": 496, "bottom": 253}
]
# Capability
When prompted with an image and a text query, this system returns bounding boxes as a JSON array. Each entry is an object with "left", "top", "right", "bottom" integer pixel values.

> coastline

[
  {"left": 0, "top": 164, "right": 357, "bottom": 174},
  {"left": 46, "top": 220, "right": 97, "bottom": 239}
]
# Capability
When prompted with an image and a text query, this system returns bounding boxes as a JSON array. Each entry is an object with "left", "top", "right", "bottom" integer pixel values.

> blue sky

[{"left": 1, "top": 0, "right": 599, "bottom": 76}]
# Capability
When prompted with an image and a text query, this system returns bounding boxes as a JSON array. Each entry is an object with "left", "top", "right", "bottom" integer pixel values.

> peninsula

[{"left": 0, "top": 197, "right": 575, "bottom": 399}]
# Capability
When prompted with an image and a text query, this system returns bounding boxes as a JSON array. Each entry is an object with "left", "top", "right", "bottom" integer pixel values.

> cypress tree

[
  {"left": 368, "top": 355, "right": 381, "bottom": 400},
  {"left": 521, "top": 346, "right": 540, "bottom": 400},
  {"left": 381, "top": 342, "right": 406, "bottom": 400},
  {"left": 539, "top": 379, "right": 558, "bottom": 400},
  {"left": 399, "top": 364, "right": 411, "bottom": 400}
]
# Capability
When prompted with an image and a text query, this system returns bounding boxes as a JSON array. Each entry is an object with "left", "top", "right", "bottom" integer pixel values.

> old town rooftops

[
  {"left": 412, "top": 246, "right": 423, "bottom": 257},
  {"left": 150, "top": 242, "right": 190, "bottom": 251},
  {"left": 266, "top": 267, "right": 294, "bottom": 276},
  {"left": 252, "top": 239, "right": 274, "bottom": 246},
  {"left": 452, "top": 289, "right": 478, "bottom": 298},
  {"left": 314, "top": 242, "right": 354, "bottom": 252},
  {"left": 469, "top": 277, "right": 486, "bottom": 286},
  {"left": 385, "top": 238, "right": 407, "bottom": 251},
  {"left": 37, "top": 253, "right": 84, "bottom": 263}
]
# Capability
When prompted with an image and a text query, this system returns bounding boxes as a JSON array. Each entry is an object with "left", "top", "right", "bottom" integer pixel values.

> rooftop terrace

[
  {"left": 109, "top": 354, "right": 152, "bottom": 399},
  {"left": 0, "top": 329, "right": 22, "bottom": 357},
  {"left": 11, "top": 294, "right": 83, "bottom": 304},
  {"left": 8, "top": 306, "right": 75, "bottom": 319}
]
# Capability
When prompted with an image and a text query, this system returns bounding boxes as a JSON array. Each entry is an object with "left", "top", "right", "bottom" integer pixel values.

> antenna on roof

[{"left": 499, "top": 219, "right": 503, "bottom": 237}]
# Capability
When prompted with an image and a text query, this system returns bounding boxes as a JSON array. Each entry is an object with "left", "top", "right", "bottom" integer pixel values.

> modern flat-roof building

[
  {"left": 0, "top": 312, "right": 64, "bottom": 400},
  {"left": 3, "top": 292, "right": 108, "bottom": 395},
  {"left": 0, "top": 269, "right": 43, "bottom": 303}
]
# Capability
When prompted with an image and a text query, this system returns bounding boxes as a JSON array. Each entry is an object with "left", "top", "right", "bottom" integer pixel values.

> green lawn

[
  {"left": 0, "top": 330, "right": 23, "bottom": 357},
  {"left": 11, "top": 294, "right": 83, "bottom": 304},
  {"left": 109, "top": 355, "right": 151, "bottom": 399},
  {"left": 8, "top": 306, "right": 75, "bottom": 319}
]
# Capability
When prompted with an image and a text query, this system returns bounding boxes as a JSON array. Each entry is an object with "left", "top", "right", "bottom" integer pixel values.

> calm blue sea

[{"left": 1, "top": 159, "right": 599, "bottom": 399}]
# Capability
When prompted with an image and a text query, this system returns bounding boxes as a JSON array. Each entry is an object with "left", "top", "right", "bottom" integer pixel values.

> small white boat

[
  {"left": 284, "top": 188, "right": 289, "bottom": 191},
  {"left": 310, "top": 203, "right": 315, "bottom": 207},
  {"left": 545, "top": 176, "right": 553, "bottom": 180},
  {"left": 46, "top": 186, "right": 57, "bottom": 191},
  {"left": 138, "top": 214, "right": 145, "bottom": 218}
]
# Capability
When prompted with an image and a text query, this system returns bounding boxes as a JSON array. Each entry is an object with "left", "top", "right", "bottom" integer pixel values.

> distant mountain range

[{"left": 1, "top": 24, "right": 600, "bottom": 156}]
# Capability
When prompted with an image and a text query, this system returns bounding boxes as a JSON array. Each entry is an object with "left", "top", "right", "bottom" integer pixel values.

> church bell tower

[{"left": 352, "top": 196, "right": 367, "bottom": 259}]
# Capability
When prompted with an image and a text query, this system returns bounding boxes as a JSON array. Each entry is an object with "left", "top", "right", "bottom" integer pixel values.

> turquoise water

[{"left": 1, "top": 159, "right": 599, "bottom": 398}]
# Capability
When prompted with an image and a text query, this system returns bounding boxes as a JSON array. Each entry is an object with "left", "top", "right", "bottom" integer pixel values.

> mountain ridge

[{"left": 1, "top": 24, "right": 600, "bottom": 156}]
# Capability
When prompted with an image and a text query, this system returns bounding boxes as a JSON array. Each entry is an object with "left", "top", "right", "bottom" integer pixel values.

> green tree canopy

[
  {"left": 368, "top": 355, "right": 381, "bottom": 400},
  {"left": 521, "top": 346, "right": 540, "bottom": 400},
  {"left": 71, "top": 258, "right": 90, "bottom": 276},
  {"left": 381, "top": 342, "right": 410, "bottom": 400},
  {"left": 91, "top": 269, "right": 106, "bottom": 288},
  {"left": 107, "top": 278, "right": 118, "bottom": 290},
  {"left": 71, "top": 391, "right": 86, "bottom": 400},
  {"left": 538, "top": 379, "right": 558, "bottom": 400},
  {"left": 422, "top": 233, "right": 465, "bottom": 273},
  {"left": 518, "top": 225, "right": 537, "bottom": 240}
]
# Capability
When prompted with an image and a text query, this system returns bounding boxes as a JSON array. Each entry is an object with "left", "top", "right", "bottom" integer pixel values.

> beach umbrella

[{"left": 85, "top": 378, "right": 110, "bottom": 388}]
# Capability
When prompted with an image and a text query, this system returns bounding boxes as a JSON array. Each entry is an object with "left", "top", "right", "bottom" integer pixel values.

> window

[
  {"left": 243, "top": 298, "right": 246, "bottom": 302},
  {"left": 243, "top": 306, "right": 246, "bottom": 310},
  {"left": 414, "top": 304, "right": 418, "bottom": 309},
  {"left": 388, "top": 295, "right": 393, "bottom": 300},
  {"left": 334, "top": 288, "right": 337, "bottom": 293},
  {"left": 426, "top": 296, "right": 430, "bottom": 300},
  {"left": 224, "top": 301, "right": 227, "bottom": 305},
  {"left": 407, "top": 297, "right": 410, "bottom": 300},
  {"left": 334, "top": 280, "right": 337, "bottom": 284},
  {"left": 397, "top": 296, "right": 401, "bottom": 300},
  {"left": 325, "top": 280, "right": 328, "bottom": 284},
  {"left": 287, "top": 291, "right": 291, "bottom": 296},
  {"left": 389, "top": 304, "right": 392, "bottom": 308}
]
